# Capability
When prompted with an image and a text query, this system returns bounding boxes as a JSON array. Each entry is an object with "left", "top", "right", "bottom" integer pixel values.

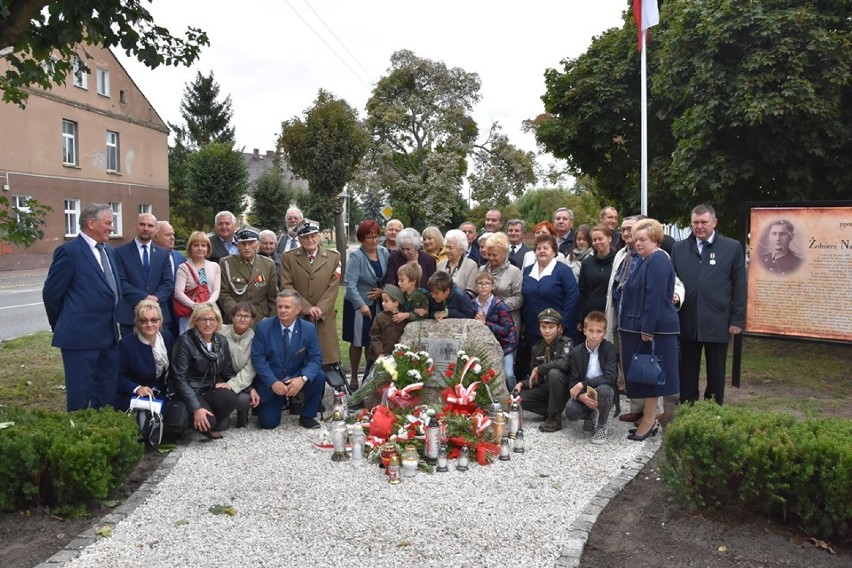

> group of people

[{"left": 44, "top": 200, "right": 746, "bottom": 445}]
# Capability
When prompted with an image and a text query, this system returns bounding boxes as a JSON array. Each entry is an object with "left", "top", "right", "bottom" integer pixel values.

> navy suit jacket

[
  {"left": 169, "top": 250, "right": 187, "bottom": 279},
  {"left": 116, "top": 330, "right": 175, "bottom": 410},
  {"left": 508, "top": 243, "right": 531, "bottom": 268},
  {"left": 251, "top": 316, "right": 324, "bottom": 403},
  {"left": 43, "top": 234, "right": 120, "bottom": 350},
  {"left": 115, "top": 241, "right": 175, "bottom": 325}
]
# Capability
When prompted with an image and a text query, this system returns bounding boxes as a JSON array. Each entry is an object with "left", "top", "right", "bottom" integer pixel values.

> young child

[
  {"left": 369, "top": 284, "right": 408, "bottom": 360},
  {"left": 427, "top": 271, "right": 476, "bottom": 320},
  {"left": 472, "top": 271, "right": 518, "bottom": 389},
  {"left": 512, "top": 308, "right": 572, "bottom": 433},
  {"left": 393, "top": 262, "right": 429, "bottom": 324},
  {"left": 562, "top": 310, "right": 618, "bottom": 444}
]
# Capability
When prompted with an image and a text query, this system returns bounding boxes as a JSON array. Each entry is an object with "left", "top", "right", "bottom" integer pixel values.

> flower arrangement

[
  {"left": 441, "top": 349, "right": 501, "bottom": 411},
  {"left": 349, "top": 344, "right": 434, "bottom": 408}
]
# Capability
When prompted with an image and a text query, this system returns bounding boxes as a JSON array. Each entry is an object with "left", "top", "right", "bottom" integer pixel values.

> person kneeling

[
  {"left": 512, "top": 308, "right": 572, "bottom": 433},
  {"left": 251, "top": 290, "right": 325, "bottom": 429},
  {"left": 562, "top": 311, "right": 617, "bottom": 444}
]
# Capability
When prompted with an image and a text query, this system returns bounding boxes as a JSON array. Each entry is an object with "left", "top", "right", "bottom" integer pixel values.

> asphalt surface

[{"left": 0, "top": 268, "right": 50, "bottom": 341}]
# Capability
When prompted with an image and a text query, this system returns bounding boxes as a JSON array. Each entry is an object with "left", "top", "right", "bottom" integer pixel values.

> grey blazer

[{"left": 344, "top": 245, "right": 390, "bottom": 309}]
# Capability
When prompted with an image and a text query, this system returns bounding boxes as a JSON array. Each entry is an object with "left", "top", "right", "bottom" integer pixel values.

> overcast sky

[{"left": 118, "top": 0, "right": 629, "bottom": 169}]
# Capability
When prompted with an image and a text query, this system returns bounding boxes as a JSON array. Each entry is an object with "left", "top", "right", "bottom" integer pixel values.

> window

[
  {"left": 138, "top": 204, "right": 152, "bottom": 215},
  {"left": 64, "top": 199, "right": 80, "bottom": 237},
  {"left": 108, "top": 202, "right": 122, "bottom": 236},
  {"left": 12, "top": 195, "right": 31, "bottom": 219},
  {"left": 72, "top": 58, "right": 88, "bottom": 89},
  {"left": 106, "top": 131, "right": 120, "bottom": 172},
  {"left": 62, "top": 119, "right": 78, "bottom": 165},
  {"left": 96, "top": 68, "right": 110, "bottom": 96},
  {"left": 119, "top": 90, "right": 127, "bottom": 104}
]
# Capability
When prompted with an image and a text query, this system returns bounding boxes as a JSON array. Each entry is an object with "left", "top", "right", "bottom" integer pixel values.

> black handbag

[
  {"left": 128, "top": 395, "right": 165, "bottom": 448},
  {"left": 626, "top": 341, "right": 666, "bottom": 386},
  {"left": 162, "top": 398, "right": 189, "bottom": 430}
]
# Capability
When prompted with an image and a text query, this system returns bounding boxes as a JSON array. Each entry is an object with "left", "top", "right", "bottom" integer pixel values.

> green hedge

[
  {"left": 663, "top": 402, "right": 852, "bottom": 540},
  {"left": 0, "top": 407, "right": 143, "bottom": 512}
]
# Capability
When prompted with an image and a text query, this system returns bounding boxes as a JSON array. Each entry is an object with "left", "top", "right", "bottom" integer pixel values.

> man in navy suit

[
  {"left": 154, "top": 220, "right": 186, "bottom": 338},
  {"left": 43, "top": 203, "right": 122, "bottom": 411},
  {"left": 554, "top": 207, "right": 575, "bottom": 257},
  {"left": 114, "top": 213, "right": 175, "bottom": 338},
  {"left": 507, "top": 219, "right": 531, "bottom": 268},
  {"left": 251, "top": 289, "right": 325, "bottom": 429}
]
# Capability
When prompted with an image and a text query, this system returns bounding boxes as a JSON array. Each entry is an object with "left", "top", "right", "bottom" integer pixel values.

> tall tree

[
  {"left": 186, "top": 141, "right": 248, "bottom": 221},
  {"left": 173, "top": 71, "right": 235, "bottom": 148},
  {"left": 362, "top": 50, "right": 536, "bottom": 229},
  {"left": 249, "top": 165, "right": 297, "bottom": 232},
  {"left": 535, "top": 1, "right": 852, "bottom": 231},
  {"left": 0, "top": 0, "right": 207, "bottom": 106},
  {"left": 278, "top": 89, "right": 370, "bottom": 229}
]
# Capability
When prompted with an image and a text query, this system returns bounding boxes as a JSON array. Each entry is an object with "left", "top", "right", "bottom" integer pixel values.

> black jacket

[
  {"left": 566, "top": 339, "right": 618, "bottom": 390},
  {"left": 170, "top": 329, "right": 235, "bottom": 413}
]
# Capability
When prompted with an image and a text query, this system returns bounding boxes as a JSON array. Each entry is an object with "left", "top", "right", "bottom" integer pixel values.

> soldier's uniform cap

[
  {"left": 538, "top": 308, "right": 562, "bottom": 324},
  {"left": 296, "top": 220, "right": 320, "bottom": 236},
  {"left": 236, "top": 229, "right": 259, "bottom": 242}
]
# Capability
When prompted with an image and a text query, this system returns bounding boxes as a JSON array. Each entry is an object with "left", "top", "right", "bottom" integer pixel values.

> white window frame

[
  {"left": 138, "top": 204, "right": 152, "bottom": 215},
  {"left": 108, "top": 202, "right": 123, "bottom": 236},
  {"left": 106, "top": 130, "right": 120, "bottom": 172},
  {"left": 96, "top": 68, "right": 110, "bottom": 97},
  {"left": 12, "top": 195, "right": 31, "bottom": 220},
  {"left": 62, "top": 119, "right": 78, "bottom": 166},
  {"left": 64, "top": 199, "right": 80, "bottom": 237},
  {"left": 72, "top": 58, "right": 88, "bottom": 89}
]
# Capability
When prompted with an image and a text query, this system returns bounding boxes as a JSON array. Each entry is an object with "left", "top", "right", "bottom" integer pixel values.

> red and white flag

[{"left": 633, "top": 0, "right": 660, "bottom": 51}]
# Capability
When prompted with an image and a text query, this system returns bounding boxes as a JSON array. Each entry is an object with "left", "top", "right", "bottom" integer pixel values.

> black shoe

[
  {"left": 289, "top": 402, "right": 303, "bottom": 416},
  {"left": 627, "top": 421, "right": 660, "bottom": 441},
  {"left": 236, "top": 409, "right": 249, "bottom": 428},
  {"left": 299, "top": 416, "right": 321, "bottom": 429},
  {"left": 539, "top": 415, "right": 563, "bottom": 433}
]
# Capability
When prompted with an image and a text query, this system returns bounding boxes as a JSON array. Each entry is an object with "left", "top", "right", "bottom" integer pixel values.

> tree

[
  {"left": 0, "top": 195, "right": 50, "bottom": 246},
  {"left": 249, "top": 165, "right": 297, "bottom": 232},
  {"left": 173, "top": 71, "right": 235, "bottom": 148},
  {"left": 186, "top": 141, "right": 248, "bottom": 221},
  {"left": 278, "top": 89, "right": 370, "bottom": 229},
  {"left": 0, "top": 0, "right": 208, "bottom": 106},
  {"left": 535, "top": 1, "right": 852, "bottom": 231},
  {"left": 362, "top": 50, "right": 535, "bottom": 229}
]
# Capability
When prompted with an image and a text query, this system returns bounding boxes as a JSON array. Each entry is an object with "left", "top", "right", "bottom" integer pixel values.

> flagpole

[{"left": 640, "top": 29, "right": 648, "bottom": 216}]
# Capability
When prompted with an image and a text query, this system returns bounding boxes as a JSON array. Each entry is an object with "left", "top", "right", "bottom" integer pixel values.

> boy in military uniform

[
  {"left": 512, "top": 308, "right": 572, "bottom": 432},
  {"left": 219, "top": 229, "right": 278, "bottom": 324}
]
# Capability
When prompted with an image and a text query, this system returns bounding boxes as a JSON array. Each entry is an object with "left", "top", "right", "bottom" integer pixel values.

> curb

[
  {"left": 34, "top": 443, "right": 188, "bottom": 567},
  {"left": 554, "top": 434, "right": 663, "bottom": 568}
]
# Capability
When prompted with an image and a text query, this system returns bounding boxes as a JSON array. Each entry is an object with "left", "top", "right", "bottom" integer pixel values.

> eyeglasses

[
  {"left": 138, "top": 318, "right": 161, "bottom": 325},
  {"left": 620, "top": 227, "right": 633, "bottom": 233},
  {"left": 233, "top": 313, "right": 253, "bottom": 320},
  {"left": 364, "top": 235, "right": 380, "bottom": 241},
  {"left": 197, "top": 317, "right": 218, "bottom": 324},
  {"left": 476, "top": 282, "right": 492, "bottom": 287}
]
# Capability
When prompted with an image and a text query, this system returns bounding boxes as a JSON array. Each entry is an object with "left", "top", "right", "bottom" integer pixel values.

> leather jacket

[{"left": 169, "top": 329, "right": 235, "bottom": 413}]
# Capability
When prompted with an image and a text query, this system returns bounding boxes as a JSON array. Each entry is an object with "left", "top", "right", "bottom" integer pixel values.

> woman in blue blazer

[
  {"left": 618, "top": 219, "right": 680, "bottom": 441},
  {"left": 342, "top": 220, "right": 389, "bottom": 390},
  {"left": 115, "top": 300, "right": 175, "bottom": 411}
]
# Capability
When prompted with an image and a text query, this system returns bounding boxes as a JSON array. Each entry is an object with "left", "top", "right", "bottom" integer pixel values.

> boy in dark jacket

[
  {"left": 512, "top": 308, "right": 573, "bottom": 432},
  {"left": 427, "top": 271, "right": 475, "bottom": 320},
  {"left": 369, "top": 284, "right": 408, "bottom": 360},
  {"left": 562, "top": 310, "right": 618, "bottom": 444}
]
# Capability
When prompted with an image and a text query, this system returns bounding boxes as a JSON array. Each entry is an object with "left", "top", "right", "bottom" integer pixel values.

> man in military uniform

[
  {"left": 511, "top": 308, "right": 573, "bottom": 432},
  {"left": 759, "top": 220, "right": 803, "bottom": 275},
  {"left": 280, "top": 221, "right": 341, "bottom": 367},
  {"left": 219, "top": 229, "right": 278, "bottom": 324}
]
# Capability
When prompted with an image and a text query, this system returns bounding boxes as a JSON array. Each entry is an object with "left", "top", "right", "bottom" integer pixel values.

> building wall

[{"left": 0, "top": 44, "right": 169, "bottom": 270}]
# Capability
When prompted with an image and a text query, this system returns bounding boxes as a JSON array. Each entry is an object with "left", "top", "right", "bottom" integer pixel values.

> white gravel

[{"left": 65, "top": 397, "right": 650, "bottom": 568}]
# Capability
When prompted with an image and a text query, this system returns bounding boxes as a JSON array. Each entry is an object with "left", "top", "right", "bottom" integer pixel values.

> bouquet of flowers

[
  {"left": 441, "top": 350, "right": 500, "bottom": 413},
  {"left": 349, "top": 344, "right": 434, "bottom": 408}
]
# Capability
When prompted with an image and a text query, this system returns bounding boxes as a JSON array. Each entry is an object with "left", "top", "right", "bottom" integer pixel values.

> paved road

[{"left": 0, "top": 270, "right": 50, "bottom": 341}]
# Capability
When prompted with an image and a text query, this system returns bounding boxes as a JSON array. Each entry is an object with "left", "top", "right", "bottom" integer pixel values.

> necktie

[
  {"left": 510, "top": 245, "right": 516, "bottom": 256},
  {"left": 308, "top": 254, "right": 315, "bottom": 265},
  {"left": 698, "top": 240, "right": 707, "bottom": 257},
  {"left": 282, "top": 327, "right": 290, "bottom": 357},
  {"left": 142, "top": 244, "right": 150, "bottom": 277},
  {"left": 96, "top": 243, "right": 118, "bottom": 305}
]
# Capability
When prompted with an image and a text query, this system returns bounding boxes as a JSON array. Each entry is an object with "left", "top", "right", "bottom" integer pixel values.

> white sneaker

[
  {"left": 583, "top": 408, "right": 599, "bottom": 432},
  {"left": 591, "top": 426, "right": 608, "bottom": 445}
]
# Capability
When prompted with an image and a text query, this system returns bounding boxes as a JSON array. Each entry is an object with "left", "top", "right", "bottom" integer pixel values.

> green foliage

[
  {"left": 186, "top": 141, "right": 249, "bottom": 219},
  {"left": 278, "top": 89, "right": 369, "bottom": 228},
  {"left": 173, "top": 71, "right": 235, "bottom": 148},
  {"left": 0, "top": 0, "right": 208, "bottom": 106},
  {"left": 248, "top": 165, "right": 297, "bottom": 232},
  {"left": 0, "top": 406, "right": 143, "bottom": 512},
  {"left": 536, "top": 1, "right": 852, "bottom": 232},
  {"left": 664, "top": 402, "right": 852, "bottom": 540},
  {"left": 0, "top": 195, "right": 51, "bottom": 246},
  {"left": 514, "top": 186, "right": 600, "bottom": 228}
]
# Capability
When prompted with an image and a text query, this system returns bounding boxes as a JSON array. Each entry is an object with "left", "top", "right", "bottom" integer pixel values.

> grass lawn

[{"left": 2, "top": 293, "right": 850, "bottom": 418}]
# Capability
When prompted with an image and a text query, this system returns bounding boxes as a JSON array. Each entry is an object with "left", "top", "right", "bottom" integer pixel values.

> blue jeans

[{"left": 503, "top": 351, "right": 517, "bottom": 390}]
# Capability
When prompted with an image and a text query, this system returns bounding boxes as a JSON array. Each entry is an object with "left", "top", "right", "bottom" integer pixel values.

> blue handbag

[{"left": 627, "top": 341, "right": 666, "bottom": 386}]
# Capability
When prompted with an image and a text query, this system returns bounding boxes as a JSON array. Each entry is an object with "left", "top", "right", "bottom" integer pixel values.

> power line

[
  {"left": 302, "top": 0, "right": 374, "bottom": 84},
  {"left": 283, "top": 0, "right": 372, "bottom": 89}
]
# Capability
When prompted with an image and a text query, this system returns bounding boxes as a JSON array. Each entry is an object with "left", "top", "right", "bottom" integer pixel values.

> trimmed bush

[
  {"left": 0, "top": 406, "right": 142, "bottom": 512},
  {"left": 664, "top": 402, "right": 852, "bottom": 540}
]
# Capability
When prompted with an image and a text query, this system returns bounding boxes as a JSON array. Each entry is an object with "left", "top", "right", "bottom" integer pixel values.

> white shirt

[
  {"left": 79, "top": 231, "right": 103, "bottom": 269},
  {"left": 585, "top": 341, "right": 602, "bottom": 381},
  {"left": 526, "top": 257, "right": 558, "bottom": 281}
]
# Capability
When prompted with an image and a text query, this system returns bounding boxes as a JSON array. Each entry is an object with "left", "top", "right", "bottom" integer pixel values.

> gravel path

[{"left": 61, "top": 399, "right": 657, "bottom": 568}]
